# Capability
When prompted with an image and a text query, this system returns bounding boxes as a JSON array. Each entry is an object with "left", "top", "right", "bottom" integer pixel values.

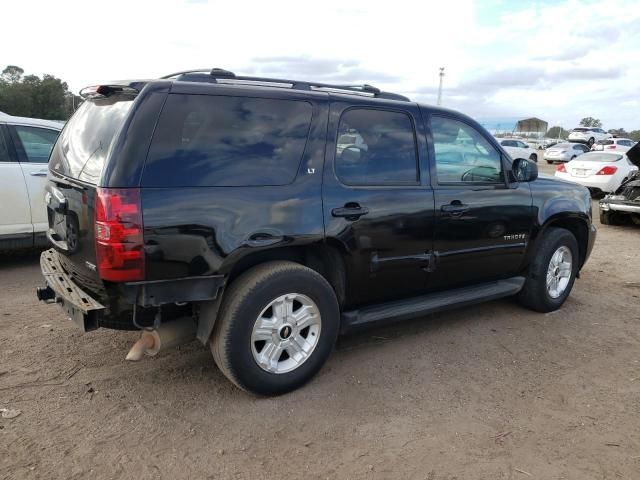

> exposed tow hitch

[
  {"left": 125, "top": 317, "right": 197, "bottom": 361},
  {"left": 36, "top": 286, "right": 58, "bottom": 304}
]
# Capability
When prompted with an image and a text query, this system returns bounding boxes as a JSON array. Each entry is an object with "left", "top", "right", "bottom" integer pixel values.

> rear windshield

[
  {"left": 143, "top": 94, "right": 313, "bottom": 187},
  {"left": 49, "top": 95, "right": 133, "bottom": 184},
  {"left": 572, "top": 128, "right": 589, "bottom": 132},
  {"left": 597, "top": 140, "right": 614, "bottom": 145},
  {"left": 580, "top": 153, "right": 623, "bottom": 162}
]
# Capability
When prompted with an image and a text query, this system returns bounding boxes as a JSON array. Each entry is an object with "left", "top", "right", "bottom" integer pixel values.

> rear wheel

[
  {"left": 517, "top": 228, "right": 579, "bottom": 313},
  {"left": 209, "top": 261, "right": 340, "bottom": 395},
  {"left": 588, "top": 137, "right": 595, "bottom": 147},
  {"left": 546, "top": 160, "right": 554, "bottom": 164}
]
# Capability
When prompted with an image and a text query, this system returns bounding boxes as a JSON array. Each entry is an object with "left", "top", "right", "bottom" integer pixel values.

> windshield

[
  {"left": 579, "top": 153, "right": 623, "bottom": 162},
  {"left": 49, "top": 95, "right": 134, "bottom": 184},
  {"left": 551, "top": 143, "right": 571, "bottom": 149}
]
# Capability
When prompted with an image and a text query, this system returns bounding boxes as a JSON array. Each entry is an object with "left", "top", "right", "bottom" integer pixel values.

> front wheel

[
  {"left": 529, "top": 153, "right": 538, "bottom": 162},
  {"left": 588, "top": 137, "right": 595, "bottom": 147},
  {"left": 546, "top": 160, "right": 553, "bottom": 164},
  {"left": 517, "top": 228, "right": 579, "bottom": 313},
  {"left": 209, "top": 261, "right": 340, "bottom": 395}
]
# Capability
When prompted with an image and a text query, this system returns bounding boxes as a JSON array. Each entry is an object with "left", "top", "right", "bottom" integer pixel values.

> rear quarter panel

[{"left": 140, "top": 94, "right": 329, "bottom": 281}]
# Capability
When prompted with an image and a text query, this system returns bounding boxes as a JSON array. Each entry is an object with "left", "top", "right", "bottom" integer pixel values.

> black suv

[{"left": 37, "top": 68, "right": 596, "bottom": 395}]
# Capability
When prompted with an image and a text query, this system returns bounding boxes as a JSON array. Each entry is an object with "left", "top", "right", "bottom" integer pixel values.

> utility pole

[{"left": 437, "top": 67, "right": 445, "bottom": 106}]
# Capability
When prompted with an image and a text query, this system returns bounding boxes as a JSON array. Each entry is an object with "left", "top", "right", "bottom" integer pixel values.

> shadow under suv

[{"left": 37, "top": 68, "right": 596, "bottom": 395}]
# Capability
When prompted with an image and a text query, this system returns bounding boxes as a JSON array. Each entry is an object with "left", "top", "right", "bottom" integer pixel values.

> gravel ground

[{"left": 1, "top": 162, "right": 640, "bottom": 479}]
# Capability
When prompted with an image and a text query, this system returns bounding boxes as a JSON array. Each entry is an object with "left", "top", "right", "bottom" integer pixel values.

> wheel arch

[
  {"left": 197, "top": 242, "right": 350, "bottom": 344},
  {"left": 537, "top": 215, "right": 590, "bottom": 269}
]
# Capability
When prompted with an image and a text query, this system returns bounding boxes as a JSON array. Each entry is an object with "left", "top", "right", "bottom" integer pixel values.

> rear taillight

[
  {"left": 596, "top": 166, "right": 618, "bottom": 176},
  {"left": 606, "top": 145, "right": 616, "bottom": 149},
  {"left": 95, "top": 188, "right": 144, "bottom": 282},
  {"left": 556, "top": 164, "right": 567, "bottom": 173}
]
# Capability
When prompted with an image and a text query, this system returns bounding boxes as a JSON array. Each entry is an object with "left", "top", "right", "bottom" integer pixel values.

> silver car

[{"left": 544, "top": 142, "right": 590, "bottom": 164}]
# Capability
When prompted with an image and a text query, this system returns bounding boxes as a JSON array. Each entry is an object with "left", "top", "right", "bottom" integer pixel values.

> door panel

[
  {"left": 0, "top": 126, "right": 32, "bottom": 237},
  {"left": 323, "top": 102, "right": 435, "bottom": 307},
  {"left": 432, "top": 185, "right": 533, "bottom": 289},
  {"left": 426, "top": 113, "right": 534, "bottom": 290},
  {"left": 20, "top": 163, "right": 49, "bottom": 233},
  {"left": 10, "top": 125, "right": 60, "bottom": 233}
]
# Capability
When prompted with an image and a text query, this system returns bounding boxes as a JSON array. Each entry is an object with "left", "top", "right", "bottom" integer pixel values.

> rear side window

[
  {"left": 50, "top": 95, "right": 134, "bottom": 184},
  {"left": 334, "top": 108, "right": 418, "bottom": 186},
  {"left": 143, "top": 95, "right": 313, "bottom": 187},
  {"left": 14, "top": 126, "right": 60, "bottom": 163}
]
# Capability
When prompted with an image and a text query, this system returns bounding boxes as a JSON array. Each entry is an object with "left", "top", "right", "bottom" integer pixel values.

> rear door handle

[
  {"left": 332, "top": 204, "right": 369, "bottom": 220},
  {"left": 30, "top": 170, "right": 48, "bottom": 177}
]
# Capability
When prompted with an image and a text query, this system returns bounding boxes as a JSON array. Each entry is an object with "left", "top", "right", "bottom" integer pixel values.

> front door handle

[
  {"left": 30, "top": 170, "right": 48, "bottom": 177},
  {"left": 441, "top": 203, "right": 469, "bottom": 217},
  {"left": 332, "top": 204, "right": 369, "bottom": 220}
]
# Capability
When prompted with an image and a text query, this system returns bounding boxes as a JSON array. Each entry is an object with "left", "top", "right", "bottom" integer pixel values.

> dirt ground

[{"left": 2, "top": 163, "right": 640, "bottom": 480}]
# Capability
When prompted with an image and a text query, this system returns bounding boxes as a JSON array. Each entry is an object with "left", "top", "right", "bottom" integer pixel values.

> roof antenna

[{"left": 437, "top": 67, "right": 445, "bottom": 106}]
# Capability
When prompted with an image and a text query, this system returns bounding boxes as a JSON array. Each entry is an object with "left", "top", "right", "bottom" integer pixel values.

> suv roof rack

[{"left": 160, "top": 68, "right": 410, "bottom": 102}]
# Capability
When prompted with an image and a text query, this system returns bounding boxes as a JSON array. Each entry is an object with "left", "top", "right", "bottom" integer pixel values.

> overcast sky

[{"left": 4, "top": 0, "right": 639, "bottom": 130}]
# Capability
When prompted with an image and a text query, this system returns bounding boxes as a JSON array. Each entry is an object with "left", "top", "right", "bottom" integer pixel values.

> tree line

[{"left": 0, "top": 65, "right": 81, "bottom": 120}]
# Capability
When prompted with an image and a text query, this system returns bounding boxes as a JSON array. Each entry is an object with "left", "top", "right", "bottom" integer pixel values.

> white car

[
  {"left": 544, "top": 142, "right": 590, "bottom": 164},
  {"left": 592, "top": 138, "right": 635, "bottom": 153},
  {"left": 567, "top": 127, "right": 611, "bottom": 146},
  {"left": 555, "top": 151, "right": 639, "bottom": 195},
  {"left": 496, "top": 138, "right": 539, "bottom": 162},
  {"left": 0, "top": 112, "right": 62, "bottom": 250}
]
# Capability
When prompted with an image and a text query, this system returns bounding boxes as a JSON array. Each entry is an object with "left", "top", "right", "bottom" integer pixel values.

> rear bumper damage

[{"left": 37, "top": 249, "right": 105, "bottom": 331}]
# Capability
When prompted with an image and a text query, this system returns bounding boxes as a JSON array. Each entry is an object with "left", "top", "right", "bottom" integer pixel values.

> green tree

[
  {"left": 629, "top": 130, "right": 640, "bottom": 142},
  {"left": 1, "top": 65, "right": 24, "bottom": 83},
  {"left": 546, "top": 126, "right": 569, "bottom": 139},
  {"left": 579, "top": 117, "right": 602, "bottom": 128},
  {"left": 0, "top": 65, "right": 77, "bottom": 119}
]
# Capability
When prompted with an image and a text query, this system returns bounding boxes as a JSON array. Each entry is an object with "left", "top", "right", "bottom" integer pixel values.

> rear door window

[
  {"left": 14, "top": 126, "right": 60, "bottom": 163},
  {"left": 143, "top": 95, "right": 313, "bottom": 187},
  {"left": 334, "top": 108, "right": 418, "bottom": 186},
  {"left": 0, "top": 127, "right": 11, "bottom": 162}
]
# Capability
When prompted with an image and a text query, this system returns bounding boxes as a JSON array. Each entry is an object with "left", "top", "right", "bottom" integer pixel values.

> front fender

[{"left": 523, "top": 178, "right": 595, "bottom": 270}]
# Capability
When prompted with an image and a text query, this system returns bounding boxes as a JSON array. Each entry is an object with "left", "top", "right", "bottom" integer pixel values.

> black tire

[
  {"left": 588, "top": 137, "right": 595, "bottom": 147},
  {"left": 529, "top": 153, "right": 538, "bottom": 162},
  {"left": 600, "top": 211, "right": 625, "bottom": 225},
  {"left": 210, "top": 261, "right": 339, "bottom": 395},
  {"left": 546, "top": 160, "right": 553, "bottom": 164},
  {"left": 517, "top": 228, "right": 579, "bottom": 313}
]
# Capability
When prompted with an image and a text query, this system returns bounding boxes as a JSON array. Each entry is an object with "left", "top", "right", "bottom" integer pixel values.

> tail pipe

[{"left": 125, "top": 317, "right": 197, "bottom": 361}]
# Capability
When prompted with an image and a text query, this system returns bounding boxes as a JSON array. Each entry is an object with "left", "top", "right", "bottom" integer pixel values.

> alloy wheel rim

[
  {"left": 250, "top": 293, "right": 321, "bottom": 374},
  {"left": 546, "top": 246, "right": 573, "bottom": 299}
]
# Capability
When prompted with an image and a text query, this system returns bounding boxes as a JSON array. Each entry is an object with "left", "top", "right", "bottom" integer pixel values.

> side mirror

[{"left": 512, "top": 157, "right": 538, "bottom": 182}]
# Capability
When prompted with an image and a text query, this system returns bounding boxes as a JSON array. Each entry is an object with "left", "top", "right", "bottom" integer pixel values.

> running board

[{"left": 341, "top": 277, "right": 525, "bottom": 333}]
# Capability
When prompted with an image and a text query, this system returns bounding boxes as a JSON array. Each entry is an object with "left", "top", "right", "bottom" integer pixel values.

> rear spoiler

[{"left": 79, "top": 84, "right": 141, "bottom": 99}]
